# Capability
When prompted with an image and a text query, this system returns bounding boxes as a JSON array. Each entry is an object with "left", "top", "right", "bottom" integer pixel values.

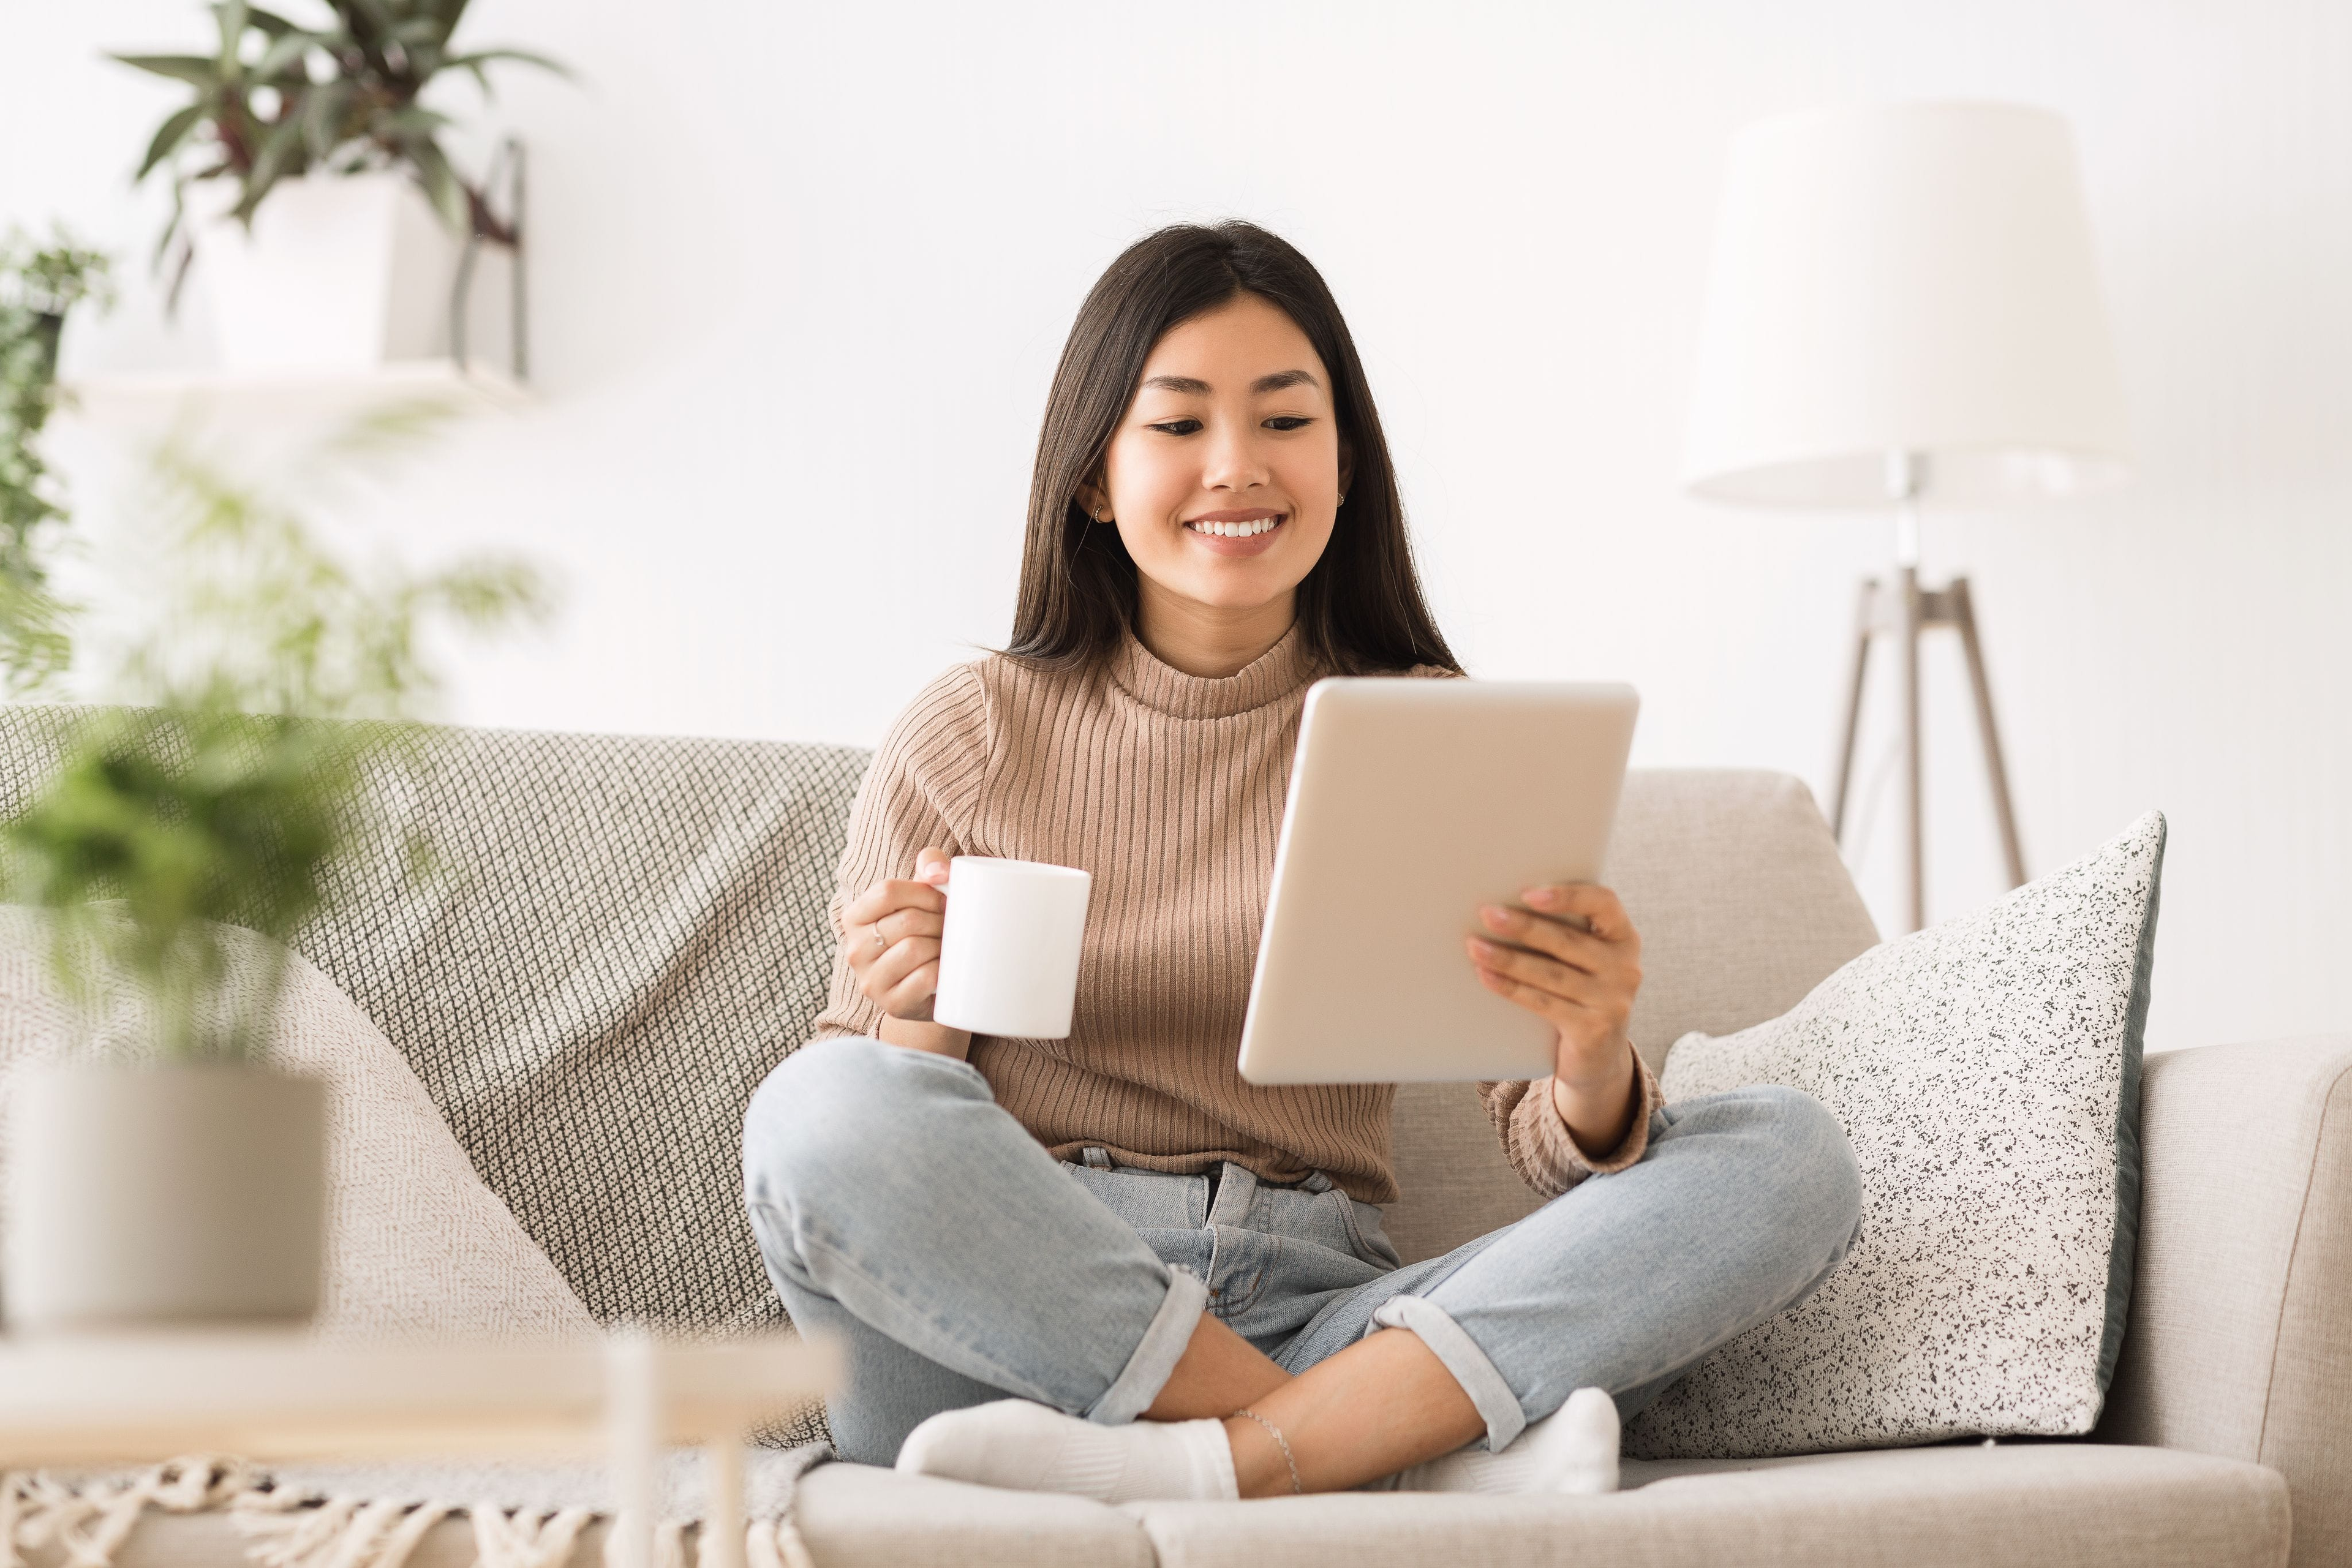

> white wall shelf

[{"left": 58, "top": 360, "right": 530, "bottom": 432}]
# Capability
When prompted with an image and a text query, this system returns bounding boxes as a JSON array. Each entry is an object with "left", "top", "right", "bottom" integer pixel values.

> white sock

[
  {"left": 1393, "top": 1386, "right": 1620, "bottom": 1495},
  {"left": 895, "top": 1398, "right": 1240, "bottom": 1502}
]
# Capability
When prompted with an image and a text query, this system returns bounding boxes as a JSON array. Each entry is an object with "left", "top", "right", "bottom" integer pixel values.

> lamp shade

[{"left": 1683, "top": 102, "right": 2131, "bottom": 507}]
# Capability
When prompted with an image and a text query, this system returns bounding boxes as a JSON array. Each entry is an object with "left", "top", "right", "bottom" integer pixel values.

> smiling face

[{"left": 1081, "top": 292, "right": 1349, "bottom": 658}]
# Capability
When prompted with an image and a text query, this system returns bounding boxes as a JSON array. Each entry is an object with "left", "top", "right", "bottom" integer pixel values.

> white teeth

[{"left": 1192, "top": 516, "right": 1281, "bottom": 538}]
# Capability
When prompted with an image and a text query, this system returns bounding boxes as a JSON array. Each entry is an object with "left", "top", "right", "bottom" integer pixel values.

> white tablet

[{"left": 1236, "top": 678, "right": 1639, "bottom": 1085}]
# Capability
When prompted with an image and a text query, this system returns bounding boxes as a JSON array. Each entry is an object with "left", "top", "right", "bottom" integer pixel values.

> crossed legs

[{"left": 742, "top": 1037, "right": 1860, "bottom": 1495}]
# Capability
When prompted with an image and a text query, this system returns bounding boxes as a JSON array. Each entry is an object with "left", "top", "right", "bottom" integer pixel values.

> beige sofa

[
  {"left": 916, "top": 774, "right": 2342, "bottom": 1568},
  {"left": 2, "top": 718, "right": 2341, "bottom": 1568}
]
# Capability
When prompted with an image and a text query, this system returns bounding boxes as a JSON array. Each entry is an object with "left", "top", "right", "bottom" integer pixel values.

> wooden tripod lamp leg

[
  {"left": 1829, "top": 576, "right": 1879, "bottom": 840},
  {"left": 1950, "top": 577, "right": 2027, "bottom": 889},
  {"left": 1897, "top": 565, "right": 1926, "bottom": 934}
]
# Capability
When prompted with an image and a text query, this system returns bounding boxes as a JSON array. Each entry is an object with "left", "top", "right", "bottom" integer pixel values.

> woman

[{"left": 742, "top": 222, "right": 1861, "bottom": 1501}]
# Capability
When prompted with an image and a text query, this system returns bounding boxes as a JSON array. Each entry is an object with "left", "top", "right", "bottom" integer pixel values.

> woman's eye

[
  {"left": 1264, "top": 416, "right": 1312, "bottom": 432},
  {"left": 1147, "top": 419, "right": 1203, "bottom": 436}
]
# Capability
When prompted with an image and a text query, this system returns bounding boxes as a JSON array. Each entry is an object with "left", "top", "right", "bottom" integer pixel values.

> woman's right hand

[{"left": 842, "top": 847, "right": 953, "bottom": 1021}]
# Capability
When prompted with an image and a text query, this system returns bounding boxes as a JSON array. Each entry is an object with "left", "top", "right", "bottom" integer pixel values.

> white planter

[
  {"left": 193, "top": 170, "right": 514, "bottom": 375},
  {"left": 3, "top": 1063, "right": 326, "bottom": 1331}
]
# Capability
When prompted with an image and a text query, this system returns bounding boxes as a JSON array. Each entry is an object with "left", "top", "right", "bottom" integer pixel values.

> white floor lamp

[{"left": 1681, "top": 102, "right": 2133, "bottom": 932}]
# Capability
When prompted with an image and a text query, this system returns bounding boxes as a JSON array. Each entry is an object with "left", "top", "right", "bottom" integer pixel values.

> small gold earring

[{"left": 1337, "top": 492, "right": 1348, "bottom": 507}]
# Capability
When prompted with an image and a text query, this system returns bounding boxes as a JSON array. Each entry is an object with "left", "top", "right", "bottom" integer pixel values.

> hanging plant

[{"left": 113, "top": 1, "right": 565, "bottom": 307}]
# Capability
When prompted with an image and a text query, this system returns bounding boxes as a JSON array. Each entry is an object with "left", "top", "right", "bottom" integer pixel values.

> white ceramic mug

[{"left": 931, "top": 856, "right": 1093, "bottom": 1039}]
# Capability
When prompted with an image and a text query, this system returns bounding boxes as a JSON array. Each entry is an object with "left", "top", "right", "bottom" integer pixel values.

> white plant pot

[
  {"left": 193, "top": 170, "right": 514, "bottom": 375},
  {"left": 2, "top": 1063, "right": 326, "bottom": 1331}
]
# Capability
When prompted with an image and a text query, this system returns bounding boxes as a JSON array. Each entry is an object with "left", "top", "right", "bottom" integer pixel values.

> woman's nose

[{"left": 1200, "top": 419, "right": 1271, "bottom": 491}]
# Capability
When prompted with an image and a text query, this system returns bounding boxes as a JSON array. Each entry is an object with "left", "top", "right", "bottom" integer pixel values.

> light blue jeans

[{"left": 742, "top": 1037, "right": 1861, "bottom": 1468}]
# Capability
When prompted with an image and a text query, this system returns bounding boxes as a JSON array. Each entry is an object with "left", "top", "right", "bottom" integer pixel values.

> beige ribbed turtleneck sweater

[{"left": 812, "top": 625, "right": 1659, "bottom": 1204}]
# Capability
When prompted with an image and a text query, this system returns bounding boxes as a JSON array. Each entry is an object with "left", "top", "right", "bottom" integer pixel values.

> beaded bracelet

[{"left": 1231, "top": 1408, "right": 1303, "bottom": 1495}]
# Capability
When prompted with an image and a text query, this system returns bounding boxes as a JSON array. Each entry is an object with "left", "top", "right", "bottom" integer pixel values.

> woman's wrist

[
  {"left": 878, "top": 1014, "right": 973, "bottom": 1060},
  {"left": 1549, "top": 1038, "right": 1640, "bottom": 1161}
]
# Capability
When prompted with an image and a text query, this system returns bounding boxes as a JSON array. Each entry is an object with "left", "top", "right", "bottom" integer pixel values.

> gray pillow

[{"left": 1626, "top": 812, "right": 2163, "bottom": 1459}]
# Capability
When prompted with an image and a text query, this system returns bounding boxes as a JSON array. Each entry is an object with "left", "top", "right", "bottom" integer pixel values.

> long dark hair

[{"left": 1006, "top": 221, "right": 1460, "bottom": 676}]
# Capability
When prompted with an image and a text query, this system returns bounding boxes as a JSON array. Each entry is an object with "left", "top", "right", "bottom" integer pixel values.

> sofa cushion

[
  {"left": 1385, "top": 769, "right": 1880, "bottom": 1265},
  {"left": 1631, "top": 814, "right": 2164, "bottom": 1458},
  {"left": 797, "top": 1463, "right": 1156, "bottom": 1567},
  {"left": 1128, "top": 1444, "right": 2286, "bottom": 1568},
  {"left": 2098, "top": 1035, "right": 2352, "bottom": 1568}
]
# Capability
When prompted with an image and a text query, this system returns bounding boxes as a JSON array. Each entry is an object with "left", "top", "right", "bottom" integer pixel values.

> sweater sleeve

[
  {"left": 1477, "top": 1049, "right": 1665, "bottom": 1199},
  {"left": 808, "top": 662, "right": 992, "bottom": 1044}
]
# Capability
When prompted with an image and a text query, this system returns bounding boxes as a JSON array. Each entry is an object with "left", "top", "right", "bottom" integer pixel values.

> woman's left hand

[{"left": 1465, "top": 884, "right": 1645, "bottom": 1158}]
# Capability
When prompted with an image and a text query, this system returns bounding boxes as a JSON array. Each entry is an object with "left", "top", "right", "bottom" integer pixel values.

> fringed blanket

[{"left": 1, "top": 1444, "right": 829, "bottom": 1568}]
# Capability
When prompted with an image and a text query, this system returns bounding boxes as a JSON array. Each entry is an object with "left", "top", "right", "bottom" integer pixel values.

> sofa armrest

[{"left": 2098, "top": 1035, "right": 2352, "bottom": 1567}]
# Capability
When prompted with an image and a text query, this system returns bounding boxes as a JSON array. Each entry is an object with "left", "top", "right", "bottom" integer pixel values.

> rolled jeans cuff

[
  {"left": 1370, "top": 1294, "right": 1526, "bottom": 1452},
  {"left": 1085, "top": 1264, "right": 1209, "bottom": 1425}
]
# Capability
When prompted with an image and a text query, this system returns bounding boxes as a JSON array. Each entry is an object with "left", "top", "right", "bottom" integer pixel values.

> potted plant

[
  {"left": 0, "top": 421, "right": 545, "bottom": 1330},
  {"left": 114, "top": 1, "right": 564, "bottom": 374},
  {"left": 0, "top": 230, "right": 111, "bottom": 693}
]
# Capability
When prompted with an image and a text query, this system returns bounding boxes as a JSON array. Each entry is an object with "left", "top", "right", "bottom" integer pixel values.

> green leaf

[
  {"left": 445, "top": 47, "right": 569, "bottom": 79},
  {"left": 244, "top": 5, "right": 303, "bottom": 37},
  {"left": 253, "top": 30, "right": 316, "bottom": 81},
  {"left": 388, "top": 15, "right": 449, "bottom": 47},
  {"left": 162, "top": 227, "right": 197, "bottom": 317},
  {"left": 230, "top": 134, "right": 306, "bottom": 226},
  {"left": 135, "top": 103, "right": 208, "bottom": 182},
  {"left": 300, "top": 79, "right": 353, "bottom": 158},
  {"left": 153, "top": 179, "right": 189, "bottom": 270},
  {"left": 247, "top": 113, "right": 309, "bottom": 192},
  {"left": 405, "top": 136, "right": 470, "bottom": 233},
  {"left": 338, "top": 0, "right": 396, "bottom": 48},
  {"left": 379, "top": 105, "right": 450, "bottom": 135},
  {"left": 212, "top": 1, "right": 250, "bottom": 73},
  {"left": 109, "top": 54, "right": 223, "bottom": 88}
]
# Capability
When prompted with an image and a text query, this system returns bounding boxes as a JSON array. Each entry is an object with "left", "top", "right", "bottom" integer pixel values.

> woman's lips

[{"left": 1184, "top": 513, "right": 1286, "bottom": 557}]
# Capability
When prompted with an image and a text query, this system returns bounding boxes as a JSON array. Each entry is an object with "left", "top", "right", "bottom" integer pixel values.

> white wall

[{"left": 6, "top": 2, "right": 2347, "bottom": 1054}]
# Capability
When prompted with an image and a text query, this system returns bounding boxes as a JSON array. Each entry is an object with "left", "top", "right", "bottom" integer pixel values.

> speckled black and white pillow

[{"left": 1624, "top": 812, "right": 2165, "bottom": 1460}]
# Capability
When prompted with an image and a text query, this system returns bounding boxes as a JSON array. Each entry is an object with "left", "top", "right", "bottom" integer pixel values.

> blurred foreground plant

[
  {"left": 0, "top": 230, "right": 113, "bottom": 695},
  {"left": 4, "top": 409, "right": 548, "bottom": 1058}
]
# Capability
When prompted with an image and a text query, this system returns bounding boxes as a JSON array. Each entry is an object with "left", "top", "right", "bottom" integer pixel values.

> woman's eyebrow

[{"left": 1138, "top": 369, "right": 1321, "bottom": 396}]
